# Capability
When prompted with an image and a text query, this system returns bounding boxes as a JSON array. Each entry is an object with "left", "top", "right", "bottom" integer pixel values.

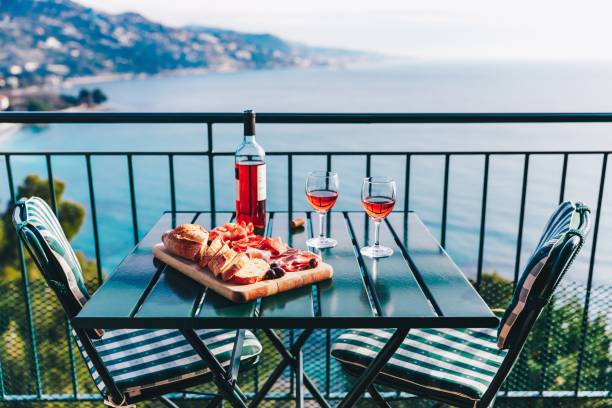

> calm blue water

[{"left": 2, "top": 60, "right": 611, "bottom": 285}]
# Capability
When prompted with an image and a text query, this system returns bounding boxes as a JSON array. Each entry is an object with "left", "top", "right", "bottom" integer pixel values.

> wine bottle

[{"left": 235, "top": 110, "right": 266, "bottom": 229}]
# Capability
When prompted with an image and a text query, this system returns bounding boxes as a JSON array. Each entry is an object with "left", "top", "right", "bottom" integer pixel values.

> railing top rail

[{"left": 3, "top": 111, "right": 612, "bottom": 124}]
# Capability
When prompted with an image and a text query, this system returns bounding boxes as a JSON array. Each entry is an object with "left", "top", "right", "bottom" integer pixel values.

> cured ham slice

[{"left": 274, "top": 249, "right": 320, "bottom": 272}]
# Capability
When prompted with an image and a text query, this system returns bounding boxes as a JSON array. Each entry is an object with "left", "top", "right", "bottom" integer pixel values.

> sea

[{"left": 1, "top": 59, "right": 611, "bottom": 285}]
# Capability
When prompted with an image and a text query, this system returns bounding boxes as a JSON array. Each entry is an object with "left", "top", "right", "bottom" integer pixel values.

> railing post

[
  {"left": 559, "top": 153, "right": 568, "bottom": 203},
  {"left": 513, "top": 153, "right": 530, "bottom": 289},
  {"left": 45, "top": 154, "right": 79, "bottom": 398},
  {"left": 575, "top": 153, "right": 607, "bottom": 394},
  {"left": 403, "top": 154, "right": 411, "bottom": 212},
  {"left": 288, "top": 154, "right": 293, "bottom": 216},
  {"left": 207, "top": 123, "right": 216, "bottom": 213},
  {"left": 5, "top": 155, "right": 43, "bottom": 398},
  {"left": 168, "top": 154, "right": 176, "bottom": 213},
  {"left": 45, "top": 154, "right": 58, "bottom": 213},
  {"left": 127, "top": 154, "right": 139, "bottom": 245},
  {"left": 85, "top": 154, "right": 103, "bottom": 285},
  {"left": 440, "top": 153, "right": 450, "bottom": 248},
  {"left": 476, "top": 154, "right": 490, "bottom": 290}
]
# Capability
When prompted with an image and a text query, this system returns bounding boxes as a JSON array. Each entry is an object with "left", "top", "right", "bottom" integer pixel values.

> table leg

[
  {"left": 227, "top": 329, "right": 245, "bottom": 381},
  {"left": 249, "top": 329, "right": 330, "bottom": 408},
  {"left": 337, "top": 328, "right": 410, "bottom": 408},
  {"left": 180, "top": 329, "right": 247, "bottom": 408}
]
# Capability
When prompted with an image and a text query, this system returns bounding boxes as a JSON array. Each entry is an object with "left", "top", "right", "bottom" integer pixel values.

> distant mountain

[{"left": 0, "top": 0, "right": 368, "bottom": 88}]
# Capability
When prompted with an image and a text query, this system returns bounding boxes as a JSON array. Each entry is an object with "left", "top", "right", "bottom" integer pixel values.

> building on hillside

[{"left": 0, "top": 94, "right": 9, "bottom": 110}]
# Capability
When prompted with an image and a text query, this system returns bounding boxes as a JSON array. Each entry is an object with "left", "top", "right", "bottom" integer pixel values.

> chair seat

[
  {"left": 76, "top": 328, "right": 262, "bottom": 397},
  {"left": 331, "top": 328, "right": 507, "bottom": 401}
]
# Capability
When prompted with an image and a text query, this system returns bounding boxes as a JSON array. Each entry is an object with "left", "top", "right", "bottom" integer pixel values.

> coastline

[{"left": 0, "top": 103, "right": 111, "bottom": 140}]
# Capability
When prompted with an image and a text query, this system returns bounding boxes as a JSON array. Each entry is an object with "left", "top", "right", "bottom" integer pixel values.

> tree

[
  {"left": 91, "top": 88, "right": 107, "bottom": 104},
  {"left": 0, "top": 175, "right": 85, "bottom": 276},
  {"left": 25, "top": 99, "right": 51, "bottom": 111},
  {"left": 77, "top": 88, "right": 92, "bottom": 105}
]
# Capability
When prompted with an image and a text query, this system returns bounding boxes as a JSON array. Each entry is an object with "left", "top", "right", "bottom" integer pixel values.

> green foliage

[
  {"left": 91, "top": 88, "right": 107, "bottom": 104},
  {"left": 25, "top": 99, "right": 52, "bottom": 112},
  {"left": 0, "top": 175, "right": 85, "bottom": 280},
  {"left": 77, "top": 88, "right": 91, "bottom": 105},
  {"left": 478, "top": 272, "right": 611, "bottom": 394}
]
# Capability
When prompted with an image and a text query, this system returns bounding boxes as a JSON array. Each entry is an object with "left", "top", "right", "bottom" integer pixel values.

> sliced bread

[
  {"left": 231, "top": 259, "right": 270, "bottom": 285},
  {"left": 200, "top": 237, "right": 223, "bottom": 268},
  {"left": 220, "top": 253, "right": 250, "bottom": 282},
  {"left": 208, "top": 243, "right": 237, "bottom": 276}
]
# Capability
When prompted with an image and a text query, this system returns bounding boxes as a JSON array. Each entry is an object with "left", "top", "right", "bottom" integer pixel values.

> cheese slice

[{"left": 200, "top": 237, "right": 223, "bottom": 268}]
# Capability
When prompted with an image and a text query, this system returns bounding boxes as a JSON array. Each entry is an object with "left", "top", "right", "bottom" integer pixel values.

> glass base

[
  {"left": 307, "top": 236, "right": 338, "bottom": 249},
  {"left": 360, "top": 245, "right": 393, "bottom": 258}
]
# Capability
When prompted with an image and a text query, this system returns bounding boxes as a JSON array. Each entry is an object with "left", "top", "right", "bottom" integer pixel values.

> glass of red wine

[
  {"left": 305, "top": 171, "right": 339, "bottom": 248},
  {"left": 360, "top": 177, "right": 396, "bottom": 258}
]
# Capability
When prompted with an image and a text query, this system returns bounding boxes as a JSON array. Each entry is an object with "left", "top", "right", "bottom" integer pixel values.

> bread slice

[
  {"left": 200, "top": 237, "right": 223, "bottom": 268},
  {"left": 220, "top": 253, "right": 250, "bottom": 282},
  {"left": 194, "top": 231, "right": 209, "bottom": 263},
  {"left": 162, "top": 224, "right": 208, "bottom": 261},
  {"left": 231, "top": 259, "right": 270, "bottom": 285},
  {"left": 208, "top": 243, "right": 237, "bottom": 276}
]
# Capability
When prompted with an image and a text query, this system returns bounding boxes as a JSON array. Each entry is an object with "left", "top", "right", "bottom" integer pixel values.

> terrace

[{"left": 0, "top": 112, "right": 610, "bottom": 407}]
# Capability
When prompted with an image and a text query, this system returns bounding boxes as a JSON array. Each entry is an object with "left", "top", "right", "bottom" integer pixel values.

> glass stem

[
  {"left": 319, "top": 212, "right": 326, "bottom": 240},
  {"left": 373, "top": 220, "right": 381, "bottom": 248}
]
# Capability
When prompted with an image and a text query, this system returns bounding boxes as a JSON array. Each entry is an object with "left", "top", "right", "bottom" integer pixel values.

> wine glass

[
  {"left": 360, "top": 177, "right": 396, "bottom": 258},
  {"left": 305, "top": 171, "right": 339, "bottom": 248}
]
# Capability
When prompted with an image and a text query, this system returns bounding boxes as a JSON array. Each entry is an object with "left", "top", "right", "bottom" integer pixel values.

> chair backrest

[
  {"left": 479, "top": 201, "right": 590, "bottom": 406},
  {"left": 497, "top": 201, "right": 591, "bottom": 349},
  {"left": 12, "top": 196, "right": 103, "bottom": 338}
]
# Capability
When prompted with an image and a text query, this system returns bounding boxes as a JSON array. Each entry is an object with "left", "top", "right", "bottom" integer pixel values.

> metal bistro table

[{"left": 74, "top": 211, "right": 499, "bottom": 407}]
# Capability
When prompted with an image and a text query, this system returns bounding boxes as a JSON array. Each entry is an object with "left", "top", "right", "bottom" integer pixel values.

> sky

[{"left": 76, "top": 0, "right": 612, "bottom": 60}]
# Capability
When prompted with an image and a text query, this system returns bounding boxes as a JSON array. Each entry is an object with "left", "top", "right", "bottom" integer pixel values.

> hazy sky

[{"left": 76, "top": 0, "right": 612, "bottom": 60}]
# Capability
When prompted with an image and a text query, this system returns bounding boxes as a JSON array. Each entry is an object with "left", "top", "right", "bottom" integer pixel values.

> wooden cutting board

[{"left": 152, "top": 243, "right": 333, "bottom": 303}]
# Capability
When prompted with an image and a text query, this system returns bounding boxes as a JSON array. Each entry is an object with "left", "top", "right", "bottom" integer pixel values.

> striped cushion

[
  {"left": 497, "top": 201, "right": 589, "bottom": 349},
  {"left": 331, "top": 328, "right": 507, "bottom": 400},
  {"left": 16, "top": 197, "right": 104, "bottom": 338},
  {"left": 21, "top": 197, "right": 91, "bottom": 310},
  {"left": 75, "top": 328, "right": 262, "bottom": 397}
]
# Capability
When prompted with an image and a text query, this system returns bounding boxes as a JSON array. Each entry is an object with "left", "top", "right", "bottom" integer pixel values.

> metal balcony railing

[{"left": 0, "top": 112, "right": 610, "bottom": 405}]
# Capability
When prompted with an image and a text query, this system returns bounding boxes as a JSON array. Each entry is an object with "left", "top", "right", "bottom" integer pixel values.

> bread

[
  {"left": 220, "top": 253, "right": 250, "bottom": 282},
  {"left": 231, "top": 259, "right": 270, "bottom": 285},
  {"left": 161, "top": 224, "right": 208, "bottom": 261},
  {"left": 208, "top": 243, "right": 237, "bottom": 276},
  {"left": 200, "top": 237, "right": 223, "bottom": 267}
]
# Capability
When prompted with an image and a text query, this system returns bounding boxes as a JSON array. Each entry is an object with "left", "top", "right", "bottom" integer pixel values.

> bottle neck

[{"left": 243, "top": 135, "right": 256, "bottom": 143}]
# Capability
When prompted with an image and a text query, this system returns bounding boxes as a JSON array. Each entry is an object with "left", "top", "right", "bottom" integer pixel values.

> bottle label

[{"left": 257, "top": 164, "right": 266, "bottom": 201}]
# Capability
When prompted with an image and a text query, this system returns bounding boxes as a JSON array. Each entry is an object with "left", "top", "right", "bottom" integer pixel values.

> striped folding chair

[
  {"left": 13, "top": 196, "right": 262, "bottom": 407},
  {"left": 331, "top": 201, "right": 591, "bottom": 407}
]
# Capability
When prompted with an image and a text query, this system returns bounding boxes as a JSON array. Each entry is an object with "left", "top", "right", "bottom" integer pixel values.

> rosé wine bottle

[{"left": 235, "top": 110, "right": 266, "bottom": 230}]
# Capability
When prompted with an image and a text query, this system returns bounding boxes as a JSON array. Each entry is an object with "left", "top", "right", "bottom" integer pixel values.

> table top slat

[
  {"left": 136, "top": 213, "right": 211, "bottom": 318},
  {"left": 78, "top": 212, "right": 196, "bottom": 321},
  {"left": 347, "top": 212, "right": 437, "bottom": 318},
  {"left": 387, "top": 213, "right": 496, "bottom": 319},
  {"left": 259, "top": 212, "right": 314, "bottom": 318},
  {"left": 317, "top": 212, "right": 377, "bottom": 319},
  {"left": 197, "top": 213, "right": 258, "bottom": 320}
]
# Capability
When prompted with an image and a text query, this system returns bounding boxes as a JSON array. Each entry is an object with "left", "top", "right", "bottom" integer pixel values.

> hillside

[{"left": 0, "top": 0, "right": 364, "bottom": 88}]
